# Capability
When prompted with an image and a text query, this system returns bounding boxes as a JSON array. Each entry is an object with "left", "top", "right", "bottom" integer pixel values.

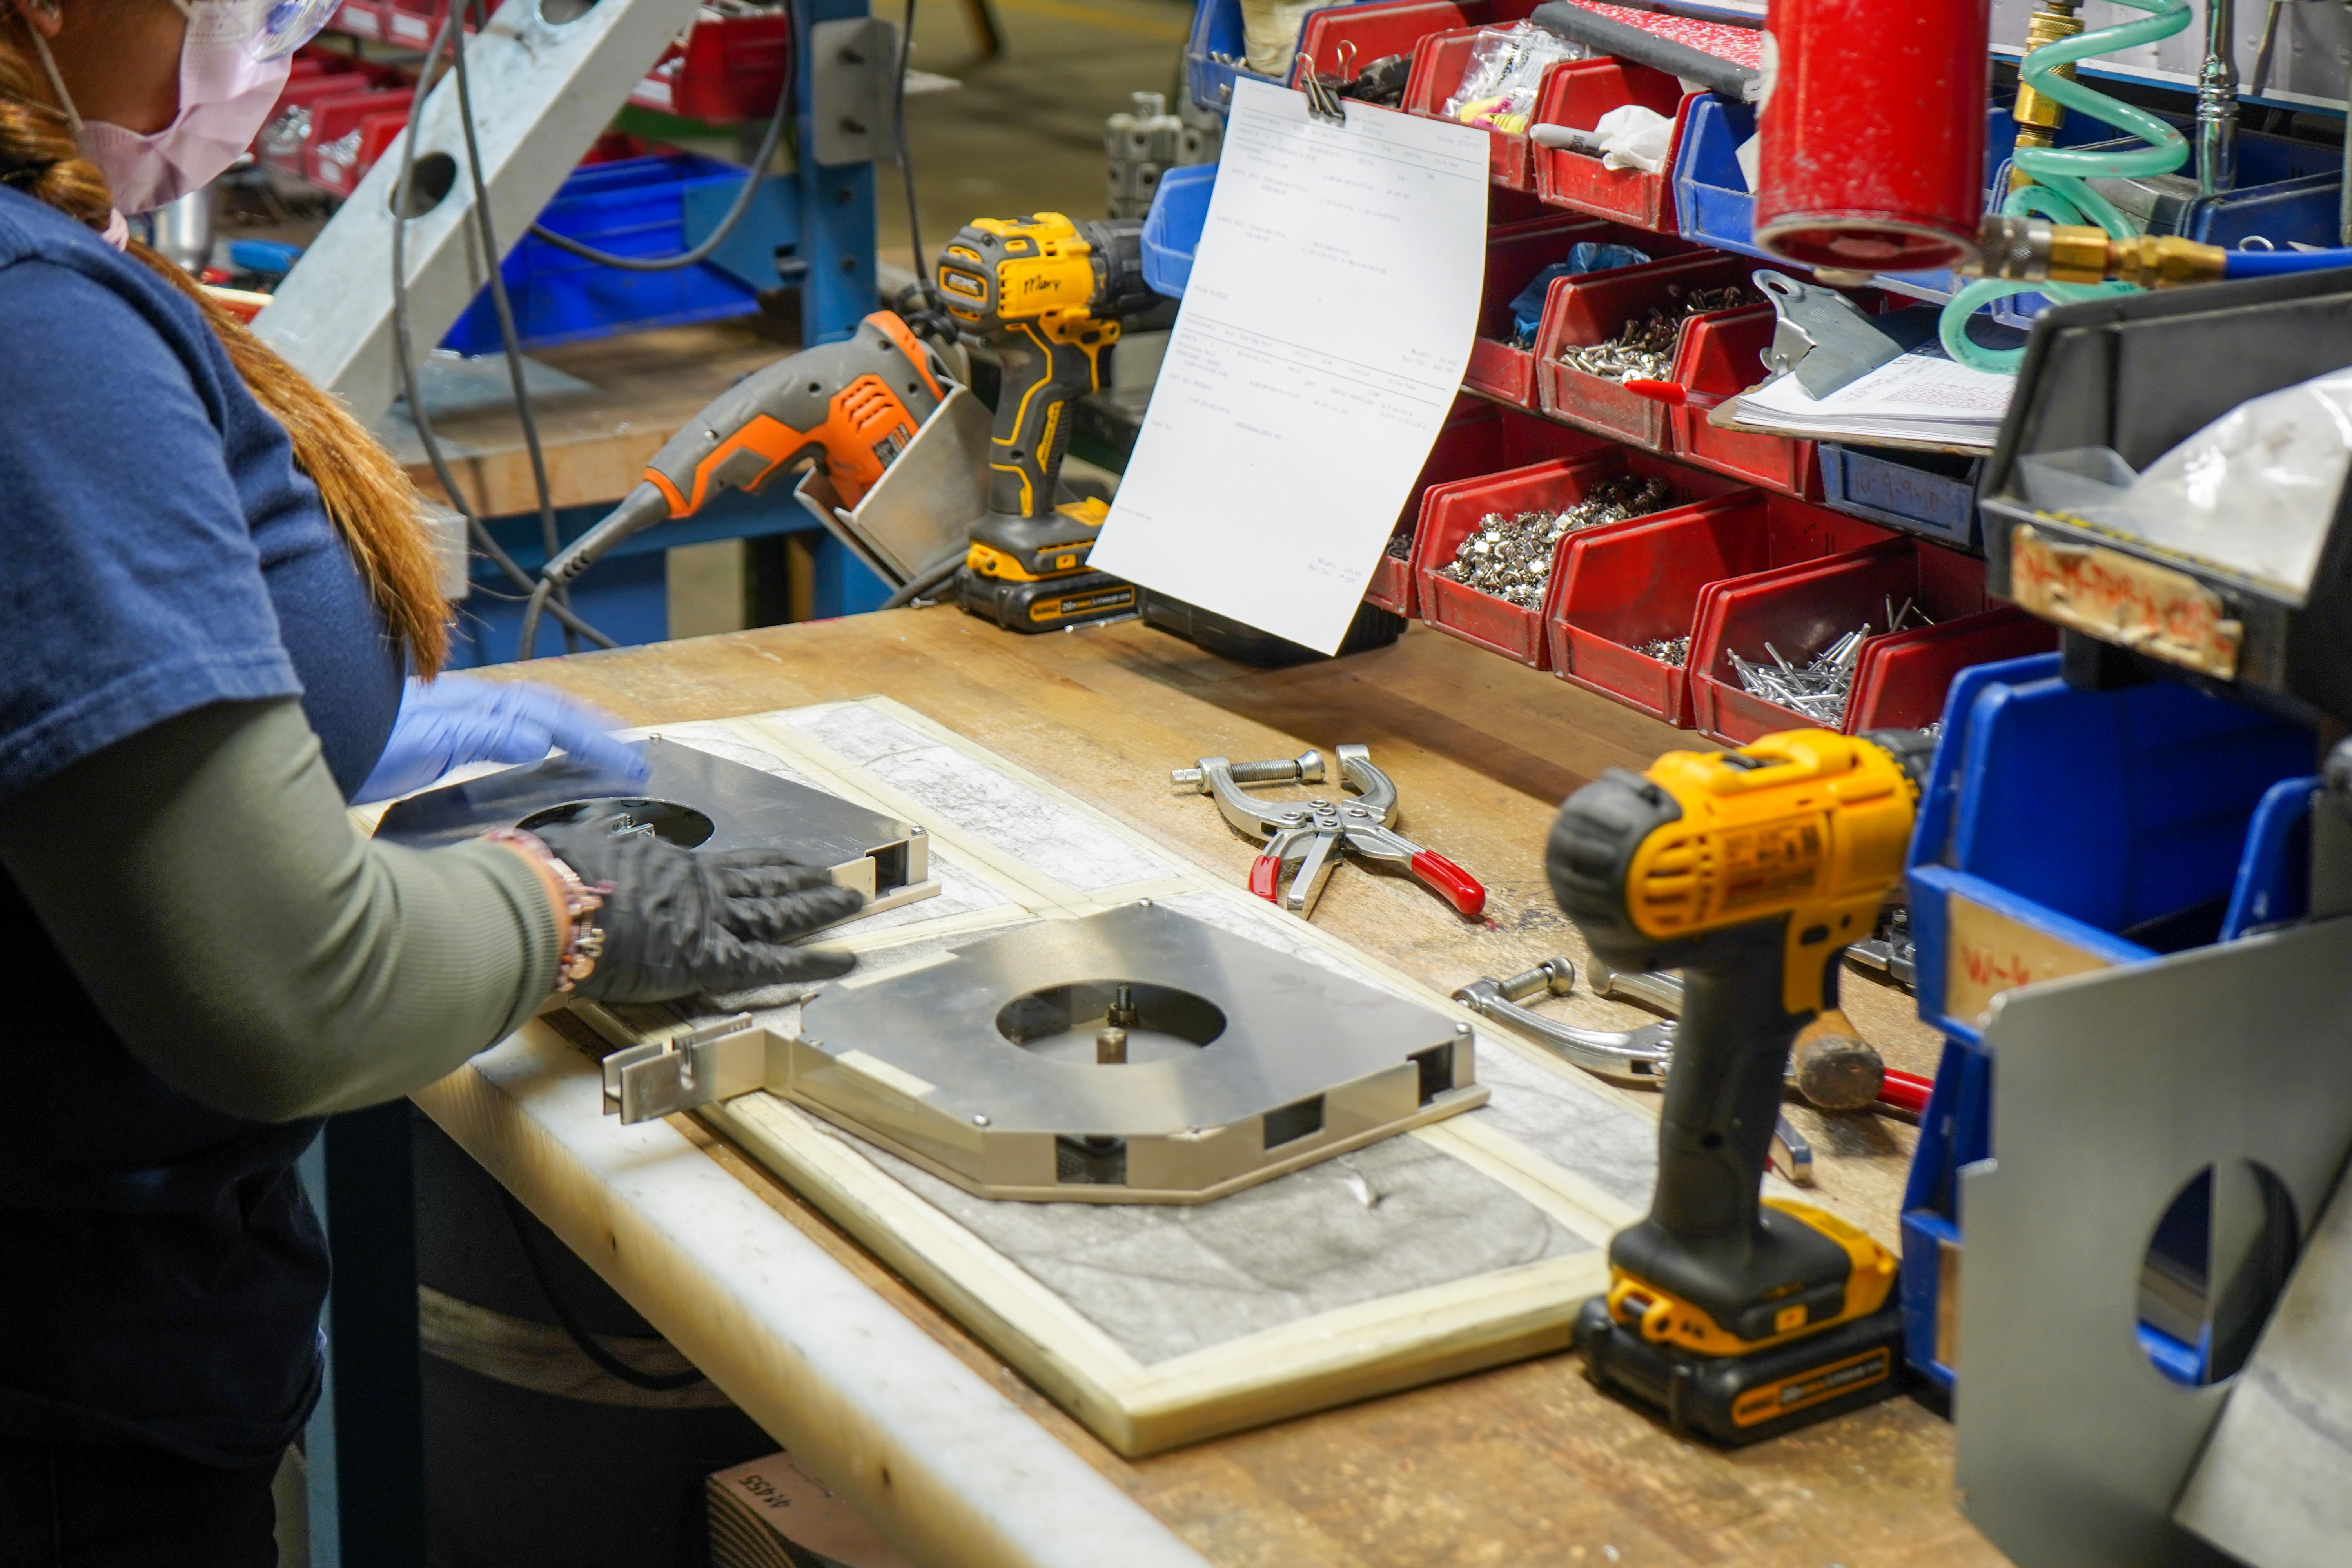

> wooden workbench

[{"left": 453, "top": 606, "right": 2005, "bottom": 1568}]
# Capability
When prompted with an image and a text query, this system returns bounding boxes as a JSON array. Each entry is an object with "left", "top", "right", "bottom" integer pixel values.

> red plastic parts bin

[
  {"left": 1465, "top": 216, "right": 1610, "bottom": 408},
  {"left": 1668, "top": 305, "right": 1820, "bottom": 497},
  {"left": 1530, "top": 59, "right": 1694, "bottom": 230},
  {"left": 1403, "top": 17, "right": 1564, "bottom": 190},
  {"left": 1688, "top": 538, "right": 1990, "bottom": 744},
  {"left": 302, "top": 88, "right": 414, "bottom": 195},
  {"left": 1533, "top": 251, "right": 1756, "bottom": 450},
  {"left": 632, "top": 10, "right": 792, "bottom": 121},
  {"left": 1546, "top": 492, "right": 1892, "bottom": 726},
  {"left": 1844, "top": 608, "right": 2058, "bottom": 731},
  {"left": 1417, "top": 449, "right": 1744, "bottom": 668},
  {"left": 1369, "top": 399, "right": 1609, "bottom": 617},
  {"left": 1291, "top": 0, "right": 1474, "bottom": 105}
]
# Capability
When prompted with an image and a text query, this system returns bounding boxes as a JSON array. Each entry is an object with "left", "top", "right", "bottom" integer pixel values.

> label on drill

[
  {"left": 1729, "top": 1347, "right": 1891, "bottom": 1428},
  {"left": 1714, "top": 820, "right": 1823, "bottom": 914}
]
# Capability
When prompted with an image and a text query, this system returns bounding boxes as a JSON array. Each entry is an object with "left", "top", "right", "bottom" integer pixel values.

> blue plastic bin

[
  {"left": 1894, "top": 653, "right": 2316, "bottom": 1389},
  {"left": 441, "top": 152, "right": 793, "bottom": 355},
  {"left": 1818, "top": 445, "right": 1984, "bottom": 552},
  {"left": 1187, "top": 0, "right": 1285, "bottom": 114},
  {"left": 1142, "top": 163, "right": 1217, "bottom": 298}
]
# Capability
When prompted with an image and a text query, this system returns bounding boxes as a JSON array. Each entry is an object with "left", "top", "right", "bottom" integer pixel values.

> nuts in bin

[{"left": 1439, "top": 475, "right": 1672, "bottom": 607}]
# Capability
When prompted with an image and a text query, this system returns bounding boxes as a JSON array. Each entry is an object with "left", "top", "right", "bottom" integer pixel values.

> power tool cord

[
  {"left": 445, "top": 0, "right": 577, "bottom": 653},
  {"left": 389, "top": 5, "right": 617, "bottom": 653},
  {"left": 498, "top": 1187, "right": 708, "bottom": 1392},
  {"left": 896, "top": 0, "right": 933, "bottom": 309},
  {"left": 880, "top": 543, "right": 965, "bottom": 608},
  {"left": 522, "top": 6, "right": 795, "bottom": 272}
]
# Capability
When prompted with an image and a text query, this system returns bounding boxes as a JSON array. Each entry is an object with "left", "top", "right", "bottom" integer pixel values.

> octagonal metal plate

[
  {"left": 783, "top": 902, "right": 1485, "bottom": 1202},
  {"left": 375, "top": 736, "right": 934, "bottom": 909}
]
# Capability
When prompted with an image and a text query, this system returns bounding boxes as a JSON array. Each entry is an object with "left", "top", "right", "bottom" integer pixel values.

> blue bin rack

[
  {"left": 442, "top": 153, "right": 799, "bottom": 354},
  {"left": 1818, "top": 444, "right": 1984, "bottom": 551},
  {"left": 1895, "top": 653, "right": 2316, "bottom": 1389},
  {"left": 1143, "top": 162, "right": 1216, "bottom": 298},
  {"left": 1186, "top": 0, "right": 1355, "bottom": 114}
]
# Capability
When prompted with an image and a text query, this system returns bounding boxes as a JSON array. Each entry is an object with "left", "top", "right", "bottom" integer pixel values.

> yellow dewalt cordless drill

[
  {"left": 935, "top": 212, "right": 1160, "bottom": 632},
  {"left": 1547, "top": 727, "right": 1936, "bottom": 1444}
]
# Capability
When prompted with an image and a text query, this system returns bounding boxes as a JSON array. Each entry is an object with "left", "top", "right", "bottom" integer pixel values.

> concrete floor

[{"left": 671, "top": 0, "right": 1189, "bottom": 637}]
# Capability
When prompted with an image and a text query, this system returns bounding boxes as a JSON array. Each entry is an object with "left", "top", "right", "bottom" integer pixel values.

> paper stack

[
  {"left": 708, "top": 1451, "right": 913, "bottom": 1568},
  {"left": 1731, "top": 348, "right": 2015, "bottom": 451}
]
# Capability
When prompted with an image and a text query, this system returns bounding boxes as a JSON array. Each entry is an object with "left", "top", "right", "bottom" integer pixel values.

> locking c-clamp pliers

[{"left": 1172, "top": 744, "right": 1486, "bottom": 920}]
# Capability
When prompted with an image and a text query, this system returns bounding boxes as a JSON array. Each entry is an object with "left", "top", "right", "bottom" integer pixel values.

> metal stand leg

[{"left": 299, "top": 1104, "right": 428, "bottom": 1568}]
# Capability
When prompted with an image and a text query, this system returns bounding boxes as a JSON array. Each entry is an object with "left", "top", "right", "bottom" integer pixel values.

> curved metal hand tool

[{"left": 1173, "top": 744, "right": 1485, "bottom": 920}]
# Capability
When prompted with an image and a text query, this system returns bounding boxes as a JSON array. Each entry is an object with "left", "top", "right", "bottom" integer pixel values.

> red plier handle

[{"left": 1407, "top": 849, "right": 1486, "bottom": 918}]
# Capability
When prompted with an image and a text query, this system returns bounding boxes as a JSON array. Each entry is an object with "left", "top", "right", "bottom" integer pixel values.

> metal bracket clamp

[
  {"left": 1754, "top": 269, "right": 1907, "bottom": 401},
  {"left": 1454, "top": 956, "right": 1814, "bottom": 1184},
  {"left": 601, "top": 1014, "right": 763, "bottom": 1123},
  {"left": 809, "top": 16, "right": 903, "bottom": 166},
  {"left": 1451, "top": 959, "right": 1675, "bottom": 1083}
]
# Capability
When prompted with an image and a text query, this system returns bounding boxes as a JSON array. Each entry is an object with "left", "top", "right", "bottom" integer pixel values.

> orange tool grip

[
  {"left": 1409, "top": 851, "right": 1485, "bottom": 918},
  {"left": 1247, "top": 855, "right": 1283, "bottom": 902}
]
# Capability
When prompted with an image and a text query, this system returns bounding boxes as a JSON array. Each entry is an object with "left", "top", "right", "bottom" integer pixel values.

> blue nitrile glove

[
  {"left": 355, "top": 675, "right": 650, "bottom": 804},
  {"left": 1506, "top": 243, "right": 1655, "bottom": 341}
]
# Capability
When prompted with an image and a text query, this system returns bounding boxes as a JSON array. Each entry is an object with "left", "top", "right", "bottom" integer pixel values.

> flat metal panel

[
  {"left": 253, "top": 0, "right": 701, "bottom": 419},
  {"left": 1956, "top": 915, "right": 2352, "bottom": 1568}
]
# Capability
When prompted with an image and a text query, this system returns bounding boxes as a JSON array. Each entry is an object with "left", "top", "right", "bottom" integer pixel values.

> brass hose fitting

[
  {"left": 1970, "top": 213, "right": 2228, "bottom": 288},
  {"left": 2010, "top": 0, "right": 2084, "bottom": 191}
]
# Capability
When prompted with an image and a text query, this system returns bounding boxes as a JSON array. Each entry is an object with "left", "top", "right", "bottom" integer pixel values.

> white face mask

[{"left": 30, "top": 0, "right": 336, "bottom": 215}]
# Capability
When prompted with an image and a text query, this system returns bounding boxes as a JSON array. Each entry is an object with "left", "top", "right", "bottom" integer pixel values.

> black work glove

[{"left": 532, "top": 819, "right": 866, "bottom": 1004}]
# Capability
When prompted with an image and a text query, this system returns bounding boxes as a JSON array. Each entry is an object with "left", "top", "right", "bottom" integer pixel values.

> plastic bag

[
  {"left": 2015, "top": 367, "right": 2352, "bottom": 594},
  {"left": 1505, "top": 242, "right": 1653, "bottom": 342},
  {"left": 1442, "top": 22, "right": 1586, "bottom": 132}
]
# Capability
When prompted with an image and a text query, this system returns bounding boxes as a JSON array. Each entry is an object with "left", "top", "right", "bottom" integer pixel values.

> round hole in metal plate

[
  {"left": 515, "top": 797, "right": 715, "bottom": 848},
  {"left": 538, "top": 0, "right": 597, "bottom": 24},
  {"left": 390, "top": 151, "right": 456, "bottom": 218},
  {"left": 2136, "top": 1160, "right": 2299, "bottom": 1388},
  {"left": 995, "top": 981, "right": 1226, "bottom": 1064}
]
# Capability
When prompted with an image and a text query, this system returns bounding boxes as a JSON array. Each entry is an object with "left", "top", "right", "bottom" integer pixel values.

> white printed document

[
  {"left": 1731, "top": 349, "right": 2015, "bottom": 451},
  {"left": 1088, "top": 79, "right": 1489, "bottom": 653}
]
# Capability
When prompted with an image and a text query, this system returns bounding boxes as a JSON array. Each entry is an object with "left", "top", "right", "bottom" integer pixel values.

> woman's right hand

[{"left": 530, "top": 818, "right": 866, "bottom": 1003}]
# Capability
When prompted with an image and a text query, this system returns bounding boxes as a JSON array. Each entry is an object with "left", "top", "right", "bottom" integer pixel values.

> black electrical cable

[
  {"left": 895, "top": 0, "right": 931, "bottom": 309},
  {"left": 388, "top": 7, "right": 617, "bottom": 651},
  {"left": 880, "top": 545, "right": 964, "bottom": 609},
  {"left": 498, "top": 1189, "right": 708, "bottom": 1393},
  {"left": 523, "top": 2, "right": 795, "bottom": 273},
  {"left": 443, "top": 0, "right": 577, "bottom": 652}
]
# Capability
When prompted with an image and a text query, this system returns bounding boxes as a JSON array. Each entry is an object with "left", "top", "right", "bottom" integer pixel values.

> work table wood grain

[{"left": 479, "top": 607, "right": 2004, "bottom": 1568}]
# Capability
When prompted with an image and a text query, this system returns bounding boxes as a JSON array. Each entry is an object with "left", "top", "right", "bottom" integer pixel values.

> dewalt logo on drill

[{"left": 1714, "top": 820, "right": 1824, "bottom": 915}]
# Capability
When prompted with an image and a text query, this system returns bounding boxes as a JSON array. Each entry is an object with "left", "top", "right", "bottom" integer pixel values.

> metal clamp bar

[
  {"left": 601, "top": 1014, "right": 763, "bottom": 1124},
  {"left": 1452, "top": 959, "right": 1675, "bottom": 1083}
]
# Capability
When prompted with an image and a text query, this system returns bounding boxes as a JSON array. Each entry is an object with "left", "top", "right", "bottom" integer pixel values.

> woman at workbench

[{"left": 0, "top": 0, "right": 859, "bottom": 1559}]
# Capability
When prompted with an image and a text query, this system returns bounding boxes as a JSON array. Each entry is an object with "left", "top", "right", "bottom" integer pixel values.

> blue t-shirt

[{"left": 0, "top": 187, "right": 403, "bottom": 1463}]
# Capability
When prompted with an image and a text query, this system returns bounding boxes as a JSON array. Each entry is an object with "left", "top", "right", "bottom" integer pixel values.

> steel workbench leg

[{"left": 300, "top": 1104, "right": 428, "bottom": 1568}]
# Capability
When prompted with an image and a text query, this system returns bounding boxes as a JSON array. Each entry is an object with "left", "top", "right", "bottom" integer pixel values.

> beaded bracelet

[{"left": 484, "top": 828, "right": 613, "bottom": 993}]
